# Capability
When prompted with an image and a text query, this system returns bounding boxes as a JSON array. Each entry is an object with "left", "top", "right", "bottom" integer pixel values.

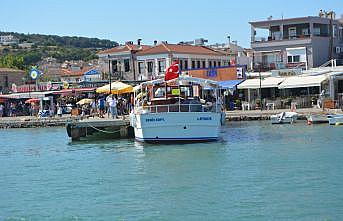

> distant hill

[
  {"left": 0, "top": 32, "right": 118, "bottom": 70},
  {"left": 0, "top": 31, "right": 118, "bottom": 49}
]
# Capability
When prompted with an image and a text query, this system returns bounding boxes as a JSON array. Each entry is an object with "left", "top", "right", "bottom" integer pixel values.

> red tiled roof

[
  {"left": 60, "top": 67, "right": 93, "bottom": 77},
  {"left": 136, "top": 43, "right": 223, "bottom": 56},
  {"left": 98, "top": 44, "right": 151, "bottom": 55},
  {"left": 0, "top": 68, "right": 25, "bottom": 73}
]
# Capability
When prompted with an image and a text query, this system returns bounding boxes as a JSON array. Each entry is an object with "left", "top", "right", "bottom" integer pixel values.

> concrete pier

[
  {"left": 65, "top": 117, "right": 132, "bottom": 141},
  {"left": 225, "top": 108, "right": 342, "bottom": 121}
]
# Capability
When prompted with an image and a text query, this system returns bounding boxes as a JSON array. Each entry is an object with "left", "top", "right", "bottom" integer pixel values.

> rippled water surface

[{"left": 1, "top": 122, "right": 343, "bottom": 220}]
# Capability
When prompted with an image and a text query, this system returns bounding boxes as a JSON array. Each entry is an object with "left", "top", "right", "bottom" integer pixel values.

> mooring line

[{"left": 85, "top": 122, "right": 129, "bottom": 134}]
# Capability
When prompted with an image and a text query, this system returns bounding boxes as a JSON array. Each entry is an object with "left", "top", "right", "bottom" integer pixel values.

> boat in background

[
  {"left": 271, "top": 112, "right": 298, "bottom": 124},
  {"left": 306, "top": 114, "right": 329, "bottom": 124}
]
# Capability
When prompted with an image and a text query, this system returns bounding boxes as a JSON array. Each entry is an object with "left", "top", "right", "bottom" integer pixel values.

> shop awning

[
  {"left": 204, "top": 79, "right": 244, "bottom": 90},
  {"left": 0, "top": 91, "right": 56, "bottom": 99},
  {"left": 218, "top": 80, "right": 244, "bottom": 89},
  {"left": 52, "top": 88, "right": 96, "bottom": 95},
  {"left": 237, "top": 77, "right": 284, "bottom": 89},
  {"left": 278, "top": 75, "right": 328, "bottom": 89}
]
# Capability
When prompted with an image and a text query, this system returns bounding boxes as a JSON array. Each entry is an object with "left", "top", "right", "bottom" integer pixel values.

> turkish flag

[{"left": 165, "top": 60, "right": 179, "bottom": 81}]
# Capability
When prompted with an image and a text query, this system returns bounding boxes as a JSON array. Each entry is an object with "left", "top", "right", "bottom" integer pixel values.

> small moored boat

[
  {"left": 328, "top": 114, "right": 343, "bottom": 125},
  {"left": 271, "top": 112, "right": 298, "bottom": 124}
]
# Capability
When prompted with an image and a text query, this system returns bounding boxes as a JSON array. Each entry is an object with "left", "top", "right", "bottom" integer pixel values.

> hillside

[
  {"left": 0, "top": 32, "right": 117, "bottom": 49},
  {"left": 0, "top": 32, "right": 118, "bottom": 70}
]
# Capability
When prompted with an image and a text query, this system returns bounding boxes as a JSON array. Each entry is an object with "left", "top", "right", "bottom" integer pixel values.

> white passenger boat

[
  {"left": 306, "top": 114, "right": 329, "bottom": 124},
  {"left": 328, "top": 114, "right": 343, "bottom": 125},
  {"left": 271, "top": 112, "right": 298, "bottom": 124},
  {"left": 130, "top": 75, "right": 224, "bottom": 142}
]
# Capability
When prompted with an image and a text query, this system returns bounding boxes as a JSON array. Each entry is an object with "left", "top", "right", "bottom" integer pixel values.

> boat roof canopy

[{"left": 134, "top": 75, "right": 220, "bottom": 91}]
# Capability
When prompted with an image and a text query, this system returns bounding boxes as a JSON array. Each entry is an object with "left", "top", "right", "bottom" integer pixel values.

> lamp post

[
  {"left": 108, "top": 55, "right": 112, "bottom": 94},
  {"left": 259, "top": 63, "right": 262, "bottom": 111}
]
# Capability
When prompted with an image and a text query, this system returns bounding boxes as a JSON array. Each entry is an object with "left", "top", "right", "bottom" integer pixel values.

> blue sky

[{"left": 1, "top": 0, "right": 342, "bottom": 47}]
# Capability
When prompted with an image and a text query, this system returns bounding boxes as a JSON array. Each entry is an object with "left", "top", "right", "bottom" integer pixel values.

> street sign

[{"left": 29, "top": 68, "right": 41, "bottom": 80}]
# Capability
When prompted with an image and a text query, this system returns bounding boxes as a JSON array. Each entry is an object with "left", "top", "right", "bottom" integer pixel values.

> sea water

[{"left": 0, "top": 121, "right": 342, "bottom": 220}]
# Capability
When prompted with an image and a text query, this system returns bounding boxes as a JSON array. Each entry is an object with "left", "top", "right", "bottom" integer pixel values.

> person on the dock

[
  {"left": 0, "top": 104, "right": 4, "bottom": 117},
  {"left": 108, "top": 94, "right": 118, "bottom": 119},
  {"left": 57, "top": 103, "right": 63, "bottom": 117},
  {"left": 98, "top": 97, "right": 106, "bottom": 118}
]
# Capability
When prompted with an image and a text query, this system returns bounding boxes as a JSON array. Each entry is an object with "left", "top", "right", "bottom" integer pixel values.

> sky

[{"left": 0, "top": 0, "right": 342, "bottom": 48}]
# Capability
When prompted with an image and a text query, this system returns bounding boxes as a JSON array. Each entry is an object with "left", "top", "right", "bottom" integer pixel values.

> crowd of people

[
  {"left": 0, "top": 101, "right": 41, "bottom": 117},
  {"left": 94, "top": 94, "right": 132, "bottom": 119},
  {"left": 0, "top": 93, "right": 133, "bottom": 119}
]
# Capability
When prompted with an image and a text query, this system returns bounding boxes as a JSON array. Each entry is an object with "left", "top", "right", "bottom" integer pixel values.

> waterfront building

[
  {"left": 0, "top": 68, "right": 25, "bottom": 93},
  {"left": 209, "top": 42, "right": 253, "bottom": 70},
  {"left": 135, "top": 42, "right": 230, "bottom": 80},
  {"left": 97, "top": 41, "right": 150, "bottom": 81},
  {"left": 250, "top": 12, "right": 343, "bottom": 71},
  {"left": 237, "top": 62, "right": 343, "bottom": 110}
]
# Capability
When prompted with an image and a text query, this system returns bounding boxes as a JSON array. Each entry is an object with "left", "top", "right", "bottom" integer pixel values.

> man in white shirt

[{"left": 107, "top": 95, "right": 118, "bottom": 119}]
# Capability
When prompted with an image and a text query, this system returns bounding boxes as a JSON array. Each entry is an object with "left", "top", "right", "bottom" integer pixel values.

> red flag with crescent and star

[{"left": 165, "top": 60, "right": 179, "bottom": 81}]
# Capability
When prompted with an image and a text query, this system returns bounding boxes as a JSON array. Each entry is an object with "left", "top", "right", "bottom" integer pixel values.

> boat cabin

[{"left": 133, "top": 76, "right": 222, "bottom": 113}]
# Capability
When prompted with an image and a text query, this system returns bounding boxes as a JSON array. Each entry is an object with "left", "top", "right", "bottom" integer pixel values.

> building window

[
  {"left": 138, "top": 62, "right": 144, "bottom": 74},
  {"left": 218, "top": 61, "right": 221, "bottom": 67},
  {"left": 209, "top": 61, "right": 212, "bottom": 67},
  {"left": 301, "top": 28, "right": 309, "bottom": 36},
  {"left": 111, "top": 60, "right": 118, "bottom": 73},
  {"left": 158, "top": 60, "right": 166, "bottom": 72},
  {"left": 293, "top": 55, "right": 300, "bottom": 62},
  {"left": 213, "top": 61, "right": 217, "bottom": 67},
  {"left": 313, "top": 27, "right": 321, "bottom": 36},
  {"left": 124, "top": 59, "right": 130, "bottom": 72},
  {"left": 202, "top": 61, "right": 206, "bottom": 68},
  {"left": 287, "top": 55, "right": 300, "bottom": 63},
  {"left": 180, "top": 60, "right": 184, "bottom": 70},
  {"left": 197, "top": 60, "right": 201, "bottom": 68},
  {"left": 192, "top": 60, "right": 195, "bottom": 69},
  {"left": 184, "top": 60, "right": 188, "bottom": 69},
  {"left": 147, "top": 61, "right": 153, "bottom": 73}
]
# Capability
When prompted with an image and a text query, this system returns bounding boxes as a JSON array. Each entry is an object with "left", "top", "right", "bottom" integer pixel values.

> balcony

[{"left": 252, "top": 35, "right": 312, "bottom": 49}]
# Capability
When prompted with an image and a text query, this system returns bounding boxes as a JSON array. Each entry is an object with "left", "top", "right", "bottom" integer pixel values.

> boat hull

[
  {"left": 130, "top": 112, "right": 222, "bottom": 142},
  {"left": 271, "top": 112, "right": 298, "bottom": 124}
]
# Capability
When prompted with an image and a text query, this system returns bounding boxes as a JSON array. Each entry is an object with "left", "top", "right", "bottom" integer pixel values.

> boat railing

[{"left": 136, "top": 103, "right": 222, "bottom": 114}]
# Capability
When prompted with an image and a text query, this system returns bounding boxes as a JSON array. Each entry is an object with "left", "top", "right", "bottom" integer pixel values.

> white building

[{"left": 135, "top": 42, "right": 230, "bottom": 80}]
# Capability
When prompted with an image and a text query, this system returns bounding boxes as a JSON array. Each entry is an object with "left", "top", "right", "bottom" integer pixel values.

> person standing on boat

[{"left": 108, "top": 94, "right": 118, "bottom": 119}]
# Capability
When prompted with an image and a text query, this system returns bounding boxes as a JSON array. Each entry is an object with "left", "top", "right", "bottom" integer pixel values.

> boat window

[{"left": 153, "top": 87, "right": 166, "bottom": 98}]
